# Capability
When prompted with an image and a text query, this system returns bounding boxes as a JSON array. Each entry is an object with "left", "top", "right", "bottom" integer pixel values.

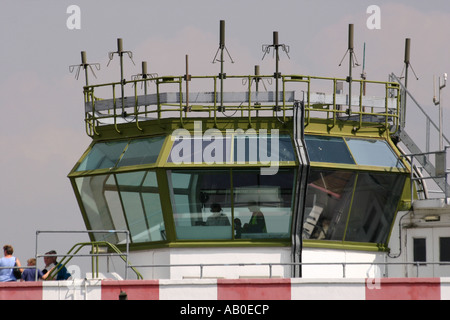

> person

[
  {"left": 0, "top": 245, "right": 22, "bottom": 282},
  {"left": 42, "top": 250, "right": 71, "bottom": 280},
  {"left": 21, "top": 258, "right": 53, "bottom": 282},
  {"left": 242, "top": 201, "right": 267, "bottom": 233},
  {"left": 206, "top": 203, "right": 230, "bottom": 226}
]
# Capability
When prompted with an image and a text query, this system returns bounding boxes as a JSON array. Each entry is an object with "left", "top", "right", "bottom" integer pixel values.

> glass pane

[
  {"left": 345, "top": 138, "right": 404, "bottom": 168},
  {"left": 75, "top": 175, "right": 123, "bottom": 244},
  {"left": 116, "top": 171, "right": 165, "bottom": 243},
  {"left": 304, "top": 135, "right": 355, "bottom": 164},
  {"left": 169, "top": 170, "right": 232, "bottom": 240},
  {"left": 440, "top": 237, "right": 450, "bottom": 262},
  {"left": 168, "top": 136, "right": 232, "bottom": 164},
  {"left": 232, "top": 169, "right": 294, "bottom": 239},
  {"left": 76, "top": 141, "right": 128, "bottom": 171},
  {"left": 234, "top": 135, "right": 296, "bottom": 163},
  {"left": 345, "top": 173, "right": 406, "bottom": 243},
  {"left": 117, "top": 136, "right": 165, "bottom": 167},
  {"left": 303, "top": 169, "right": 356, "bottom": 241}
]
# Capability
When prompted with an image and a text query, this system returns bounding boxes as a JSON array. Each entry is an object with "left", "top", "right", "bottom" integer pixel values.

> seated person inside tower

[
  {"left": 236, "top": 201, "right": 267, "bottom": 234},
  {"left": 206, "top": 203, "right": 230, "bottom": 226}
]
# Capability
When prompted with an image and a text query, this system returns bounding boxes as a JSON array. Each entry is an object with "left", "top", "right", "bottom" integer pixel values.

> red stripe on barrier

[
  {"left": 365, "top": 278, "right": 441, "bottom": 300},
  {"left": 101, "top": 280, "right": 159, "bottom": 300},
  {"left": 0, "top": 282, "right": 43, "bottom": 300},
  {"left": 217, "top": 279, "right": 291, "bottom": 300}
]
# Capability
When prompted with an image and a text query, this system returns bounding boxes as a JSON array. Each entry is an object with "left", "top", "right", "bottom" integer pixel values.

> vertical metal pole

[
  {"left": 81, "top": 51, "right": 89, "bottom": 86},
  {"left": 186, "top": 55, "right": 190, "bottom": 112},
  {"left": 118, "top": 38, "right": 125, "bottom": 115},
  {"left": 142, "top": 61, "right": 148, "bottom": 115},
  {"left": 219, "top": 20, "right": 225, "bottom": 112},
  {"left": 402, "top": 38, "right": 410, "bottom": 129},
  {"left": 274, "top": 31, "right": 280, "bottom": 111},
  {"left": 348, "top": 24, "right": 354, "bottom": 114}
]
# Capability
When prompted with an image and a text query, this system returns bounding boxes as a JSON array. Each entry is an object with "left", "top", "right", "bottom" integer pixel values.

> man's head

[{"left": 44, "top": 250, "right": 57, "bottom": 265}]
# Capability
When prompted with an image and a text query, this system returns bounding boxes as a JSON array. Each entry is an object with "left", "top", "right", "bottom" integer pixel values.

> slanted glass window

[
  {"left": 169, "top": 170, "right": 232, "bottom": 240},
  {"left": 345, "top": 138, "right": 404, "bottom": 168},
  {"left": 117, "top": 136, "right": 165, "bottom": 167},
  {"left": 344, "top": 173, "right": 406, "bottom": 243},
  {"left": 116, "top": 171, "right": 165, "bottom": 243},
  {"left": 74, "top": 170, "right": 165, "bottom": 244},
  {"left": 76, "top": 141, "right": 128, "bottom": 171},
  {"left": 76, "top": 136, "right": 165, "bottom": 172},
  {"left": 303, "top": 169, "right": 356, "bottom": 241},
  {"left": 303, "top": 169, "right": 406, "bottom": 245},
  {"left": 233, "top": 135, "right": 296, "bottom": 163},
  {"left": 167, "top": 133, "right": 295, "bottom": 164},
  {"left": 75, "top": 174, "right": 128, "bottom": 244},
  {"left": 305, "top": 136, "right": 355, "bottom": 164},
  {"left": 233, "top": 169, "right": 294, "bottom": 239},
  {"left": 168, "top": 136, "right": 232, "bottom": 164}
]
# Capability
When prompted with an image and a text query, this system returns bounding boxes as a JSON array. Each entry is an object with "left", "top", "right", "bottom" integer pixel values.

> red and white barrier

[{"left": 1, "top": 277, "right": 449, "bottom": 300}]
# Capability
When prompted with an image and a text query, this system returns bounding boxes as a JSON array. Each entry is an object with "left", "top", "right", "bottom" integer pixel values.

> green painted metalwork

[
  {"left": 82, "top": 73, "right": 400, "bottom": 138},
  {"left": 47, "top": 241, "right": 143, "bottom": 280}
]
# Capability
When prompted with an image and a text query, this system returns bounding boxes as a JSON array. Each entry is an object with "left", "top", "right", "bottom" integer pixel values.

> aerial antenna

[
  {"left": 131, "top": 61, "right": 158, "bottom": 115},
  {"left": 212, "top": 20, "right": 234, "bottom": 112},
  {"left": 131, "top": 61, "right": 158, "bottom": 87},
  {"left": 107, "top": 38, "right": 136, "bottom": 116},
  {"left": 69, "top": 51, "right": 100, "bottom": 86},
  {"left": 262, "top": 31, "right": 290, "bottom": 111},
  {"left": 399, "top": 38, "right": 418, "bottom": 128},
  {"left": 401, "top": 38, "right": 419, "bottom": 88},
  {"left": 338, "top": 24, "right": 360, "bottom": 115}
]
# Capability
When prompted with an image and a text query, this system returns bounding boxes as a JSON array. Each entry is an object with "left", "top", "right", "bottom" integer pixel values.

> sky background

[{"left": 1, "top": 0, "right": 449, "bottom": 273}]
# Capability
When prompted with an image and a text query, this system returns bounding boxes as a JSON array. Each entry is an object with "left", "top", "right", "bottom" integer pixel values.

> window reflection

[
  {"left": 232, "top": 169, "right": 294, "bottom": 239},
  {"left": 168, "top": 169, "right": 295, "bottom": 240},
  {"left": 345, "top": 173, "right": 405, "bottom": 243},
  {"left": 76, "top": 141, "right": 128, "bottom": 171},
  {"left": 303, "top": 170, "right": 356, "bottom": 241},
  {"left": 303, "top": 169, "right": 406, "bottom": 244},
  {"left": 75, "top": 171, "right": 165, "bottom": 244},
  {"left": 169, "top": 170, "right": 232, "bottom": 240}
]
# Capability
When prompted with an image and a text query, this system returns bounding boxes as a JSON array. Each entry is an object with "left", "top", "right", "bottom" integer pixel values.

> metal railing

[
  {"left": 129, "top": 260, "right": 450, "bottom": 279},
  {"left": 402, "top": 147, "right": 449, "bottom": 204},
  {"left": 34, "top": 230, "right": 142, "bottom": 280},
  {"left": 83, "top": 73, "right": 400, "bottom": 137}
]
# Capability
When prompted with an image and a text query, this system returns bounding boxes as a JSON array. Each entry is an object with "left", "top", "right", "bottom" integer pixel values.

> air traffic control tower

[{"left": 68, "top": 27, "right": 413, "bottom": 279}]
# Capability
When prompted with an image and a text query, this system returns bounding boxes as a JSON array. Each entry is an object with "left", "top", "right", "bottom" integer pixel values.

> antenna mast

[
  {"left": 107, "top": 38, "right": 136, "bottom": 117},
  {"left": 339, "top": 24, "right": 360, "bottom": 116},
  {"left": 262, "top": 31, "right": 290, "bottom": 111},
  {"left": 212, "top": 20, "right": 234, "bottom": 112},
  {"left": 69, "top": 51, "right": 100, "bottom": 86}
]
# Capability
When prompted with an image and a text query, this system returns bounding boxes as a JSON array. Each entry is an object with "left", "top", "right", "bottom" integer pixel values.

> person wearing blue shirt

[
  {"left": 21, "top": 258, "right": 53, "bottom": 281},
  {"left": 42, "top": 250, "right": 71, "bottom": 280},
  {"left": 0, "top": 245, "right": 22, "bottom": 282}
]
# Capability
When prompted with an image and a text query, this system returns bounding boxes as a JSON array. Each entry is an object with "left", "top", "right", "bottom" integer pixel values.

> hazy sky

[{"left": 1, "top": 1, "right": 449, "bottom": 271}]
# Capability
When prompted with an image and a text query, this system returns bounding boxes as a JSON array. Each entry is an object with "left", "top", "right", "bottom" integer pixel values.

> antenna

[
  {"left": 262, "top": 31, "right": 290, "bottom": 111},
  {"left": 131, "top": 61, "right": 158, "bottom": 115},
  {"left": 402, "top": 38, "right": 419, "bottom": 88},
  {"left": 69, "top": 51, "right": 100, "bottom": 86},
  {"left": 107, "top": 38, "right": 136, "bottom": 116},
  {"left": 212, "top": 20, "right": 234, "bottom": 112},
  {"left": 338, "top": 24, "right": 360, "bottom": 115},
  {"left": 131, "top": 61, "right": 158, "bottom": 85}
]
